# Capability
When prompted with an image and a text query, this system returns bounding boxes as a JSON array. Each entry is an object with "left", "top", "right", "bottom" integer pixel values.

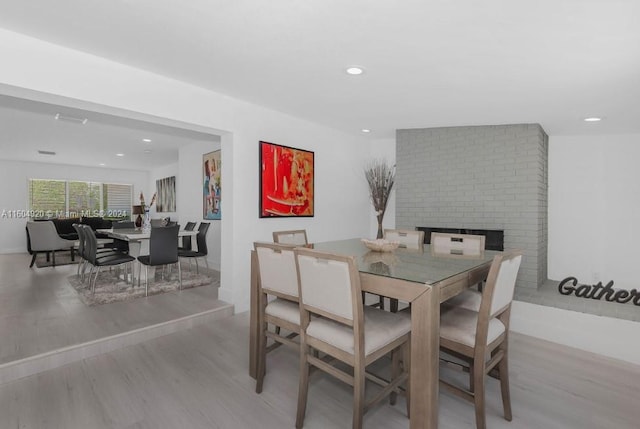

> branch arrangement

[{"left": 364, "top": 159, "right": 395, "bottom": 222}]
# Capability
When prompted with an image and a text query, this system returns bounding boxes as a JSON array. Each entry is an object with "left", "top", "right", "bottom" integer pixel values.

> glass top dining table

[
  {"left": 312, "top": 238, "right": 500, "bottom": 286},
  {"left": 249, "top": 237, "right": 501, "bottom": 429}
]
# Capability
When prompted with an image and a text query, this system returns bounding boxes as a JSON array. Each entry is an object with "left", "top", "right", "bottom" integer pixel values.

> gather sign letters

[{"left": 558, "top": 277, "right": 640, "bottom": 306}]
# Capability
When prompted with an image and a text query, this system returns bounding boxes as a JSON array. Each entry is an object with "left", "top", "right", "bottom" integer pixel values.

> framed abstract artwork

[
  {"left": 203, "top": 150, "right": 221, "bottom": 220},
  {"left": 259, "top": 141, "right": 314, "bottom": 218},
  {"left": 155, "top": 176, "right": 176, "bottom": 212}
]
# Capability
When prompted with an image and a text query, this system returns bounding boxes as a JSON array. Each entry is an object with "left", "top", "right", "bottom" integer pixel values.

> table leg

[
  {"left": 249, "top": 250, "right": 259, "bottom": 379},
  {"left": 410, "top": 286, "right": 440, "bottom": 429}
]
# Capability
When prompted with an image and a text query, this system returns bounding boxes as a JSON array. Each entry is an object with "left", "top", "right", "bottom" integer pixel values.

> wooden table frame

[{"left": 249, "top": 249, "right": 492, "bottom": 429}]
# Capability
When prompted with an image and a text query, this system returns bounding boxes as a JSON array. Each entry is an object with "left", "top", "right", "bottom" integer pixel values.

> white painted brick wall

[{"left": 396, "top": 124, "right": 548, "bottom": 289}]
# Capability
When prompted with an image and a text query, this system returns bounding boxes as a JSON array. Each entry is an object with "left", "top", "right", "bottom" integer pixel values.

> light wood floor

[
  {"left": 1, "top": 310, "right": 638, "bottom": 429},
  {"left": 0, "top": 253, "right": 224, "bottom": 365}
]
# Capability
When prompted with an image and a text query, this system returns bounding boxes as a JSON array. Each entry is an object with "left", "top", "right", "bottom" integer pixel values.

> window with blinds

[
  {"left": 28, "top": 179, "right": 66, "bottom": 217},
  {"left": 28, "top": 179, "right": 132, "bottom": 219}
]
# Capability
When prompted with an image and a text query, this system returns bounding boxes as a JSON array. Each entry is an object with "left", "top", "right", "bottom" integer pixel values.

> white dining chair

[
  {"left": 272, "top": 229, "right": 308, "bottom": 245},
  {"left": 439, "top": 251, "right": 522, "bottom": 429},
  {"left": 294, "top": 247, "right": 411, "bottom": 429},
  {"left": 254, "top": 242, "right": 300, "bottom": 394}
]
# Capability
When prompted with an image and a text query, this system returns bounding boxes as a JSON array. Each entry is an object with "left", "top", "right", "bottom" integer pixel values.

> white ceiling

[
  {"left": 0, "top": 95, "right": 218, "bottom": 170},
  {"left": 0, "top": 0, "right": 639, "bottom": 144}
]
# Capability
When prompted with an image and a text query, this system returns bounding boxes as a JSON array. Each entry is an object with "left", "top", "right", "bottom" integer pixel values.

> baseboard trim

[{"left": 0, "top": 303, "right": 234, "bottom": 385}]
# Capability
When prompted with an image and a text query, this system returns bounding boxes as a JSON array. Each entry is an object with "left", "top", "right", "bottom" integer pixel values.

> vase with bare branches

[{"left": 364, "top": 160, "right": 395, "bottom": 239}]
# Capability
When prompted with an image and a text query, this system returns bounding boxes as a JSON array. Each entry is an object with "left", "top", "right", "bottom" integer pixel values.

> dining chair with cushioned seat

[
  {"left": 253, "top": 242, "right": 300, "bottom": 394},
  {"left": 178, "top": 222, "right": 210, "bottom": 274},
  {"left": 432, "top": 232, "right": 487, "bottom": 311},
  {"left": 26, "top": 221, "right": 77, "bottom": 268},
  {"left": 272, "top": 229, "right": 308, "bottom": 246},
  {"left": 375, "top": 229, "right": 425, "bottom": 312},
  {"left": 138, "top": 225, "right": 181, "bottom": 296},
  {"left": 294, "top": 247, "right": 411, "bottom": 429},
  {"left": 439, "top": 251, "right": 522, "bottom": 429}
]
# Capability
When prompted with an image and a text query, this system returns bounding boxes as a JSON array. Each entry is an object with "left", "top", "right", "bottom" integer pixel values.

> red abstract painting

[{"left": 260, "top": 141, "right": 314, "bottom": 217}]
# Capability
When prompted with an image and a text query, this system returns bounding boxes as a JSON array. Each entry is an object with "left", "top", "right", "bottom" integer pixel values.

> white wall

[
  {"left": 0, "top": 28, "right": 371, "bottom": 311},
  {"left": 548, "top": 134, "right": 640, "bottom": 290},
  {"left": 0, "top": 159, "right": 148, "bottom": 253}
]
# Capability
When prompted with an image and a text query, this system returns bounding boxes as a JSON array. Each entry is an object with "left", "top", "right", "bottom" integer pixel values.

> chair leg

[
  {"left": 378, "top": 295, "right": 385, "bottom": 310},
  {"left": 52, "top": 250, "right": 56, "bottom": 267},
  {"left": 499, "top": 350, "right": 513, "bottom": 421},
  {"left": 295, "top": 344, "right": 311, "bottom": 429},
  {"left": 195, "top": 258, "right": 199, "bottom": 274},
  {"left": 353, "top": 360, "right": 365, "bottom": 429},
  {"left": 204, "top": 257, "right": 209, "bottom": 270},
  {"left": 404, "top": 341, "right": 411, "bottom": 418},
  {"left": 29, "top": 253, "right": 37, "bottom": 268},
  {"left": 92, "top": 266, "right": 101, "bottom": 294},
  {"left": 390, "top": 348, "right": 400, "bottom": 405},
  {"left": 178, "top": 261, "right": 182, "bottom": 290},
  {"left": 473, "top": 358, "right": 487, "bottom": 429},
  {"left": 145, "top": 265, "right": 149, "bottom": 297},
  {"left": 256, "top": 305, "right": 267, "bottom": 394},
  {"left": 390, "top": 298, "right": 399, "bottom": 313}
]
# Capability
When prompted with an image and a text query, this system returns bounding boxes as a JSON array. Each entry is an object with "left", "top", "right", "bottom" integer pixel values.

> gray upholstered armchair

[{"left": 26, "top": 221, "right": 77, "bottom": 267}]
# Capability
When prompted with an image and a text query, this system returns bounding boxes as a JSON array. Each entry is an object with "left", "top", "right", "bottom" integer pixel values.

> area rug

[
  {"left": 34, "top": 252, "right": 78, "bottom": 268},
  {"left": 68, "top": 269, "right": 218, "bottom": 306}
]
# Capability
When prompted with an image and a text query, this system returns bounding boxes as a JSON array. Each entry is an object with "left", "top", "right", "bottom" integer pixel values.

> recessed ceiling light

[
  {"left": 144, "top": 149, "right": 152, "bottom": 154},
  {"left": 54, "top": 113, "right": 88, "bottom": 125},
  {"left": 361, "top": 129, "right": 371, "bottom": 133},
  {"left": 99, "top": 163, "right": 106, "bottom": 166},
  {"left": 142, "top": 138, "right": 152, "bottom": 142},
  {"left": 584, "top": 117, "right": 602, "bottom": 122},
  {"left": 346, "top": 66, "right": 364, "bottom": 75},
  {"left": 116, "top": 153, "right": 125, "bottom": 157}
]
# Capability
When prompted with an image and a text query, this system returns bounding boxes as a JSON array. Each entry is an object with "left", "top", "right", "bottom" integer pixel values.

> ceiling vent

[
  {"left": 37, "top": 150, "right": 56, "bottom": 156},
  {"left": 54, "top": 113, "right": 88, "bottom": 125}
]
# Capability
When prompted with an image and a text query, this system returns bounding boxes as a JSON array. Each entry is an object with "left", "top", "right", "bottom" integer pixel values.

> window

[{"left": 28, "top": 179, "right": 133, "bottom": 219}]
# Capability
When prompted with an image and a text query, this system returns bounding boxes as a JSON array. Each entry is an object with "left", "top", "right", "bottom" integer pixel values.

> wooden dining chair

[
  {"left": 294, "top": 247, "right": 411, "bottom": 429},
  {"left": 432, "top": 232, "right": 487, "bottom": 311},
  {"left": 431, "top": 232, "right": 485, "bottom": 256},
  {"left": 439, "top": 251, "right": 522, "bottom": 429},
  {"left": 383, "top": 229, "right": 424, "bottom": 250},
  {"left": 253, "top": 242, "right": 301, "bottom": 394},
  {"left": 379, "top": 229, "right": 426, "bottom": 312},
  {"left": 272, "top": 229, "right": 308, "bottom": 245}
]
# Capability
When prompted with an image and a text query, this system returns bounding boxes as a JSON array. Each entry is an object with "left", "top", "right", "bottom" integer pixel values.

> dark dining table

[{"left": 249, "top": 238, "right": 500, "bottom": 429}]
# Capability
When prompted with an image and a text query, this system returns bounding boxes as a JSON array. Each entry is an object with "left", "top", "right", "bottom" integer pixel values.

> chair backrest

[
  {"left": 483, "top": 252, "right": 523, "bottom": 318},
  {"left": 26, "top": 221, "right": 65, "bottom": 251},
  {"left": 472, "top": 252, "right": 522, "bottom": 352},
  {"left": 431, "top": 232, "right": 485, "bottom": 256},
  {"left": 254, "top": 242, "right": 299, "bottom": 300},
  {"left": 180, "top": 222, "right": 197, "bottom": 250},
  {"left": 72, "top": 223, "right": 85, "bottom": 257},
  {"left": 273, "top": 230, "right": 308, "bottom": 245},
  {"left": 383, "top": 229, "right": 424, "bottom": 249},
  {"left": 195, "top": 222, "right": 210, "bottom": 255},
  {"left": 112, "top": 221, "right": 135, "bottom": 229},
  {"left": 149, "top": 224, "right": 179, "bottom": 265},
  {"left": 294, "top": 248, "right": 362, "bottom": 325},
  {"left": 82, "top": 225, "right": 100, "bottom": 264}
]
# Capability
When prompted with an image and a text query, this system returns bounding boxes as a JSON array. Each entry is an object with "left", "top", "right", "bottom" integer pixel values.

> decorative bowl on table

[{"left": 361, "top": 238, "right": 400, "bottom": 252}]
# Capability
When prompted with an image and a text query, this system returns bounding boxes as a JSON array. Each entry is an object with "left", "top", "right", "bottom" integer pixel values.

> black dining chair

[
  {"left": 137, "top": 224, "right": 181, "bottom": 296},
  {"left": 83, "top": 225, "right": 135, "bottom": 293},
  {"left": 178, "top": 222, "right": 210, "bottom": 274},
  {"left": 178, "top": 221, "right": 197, "bottom": 252}
]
